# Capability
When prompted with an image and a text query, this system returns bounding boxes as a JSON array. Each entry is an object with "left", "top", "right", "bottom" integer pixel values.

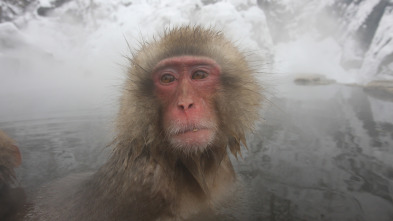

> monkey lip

[
  {"left": 174, "top": 127, "right": 209, "bottom": 135},
  {"left": 169, "top": 126, "right": 215, "bottom": 148}
]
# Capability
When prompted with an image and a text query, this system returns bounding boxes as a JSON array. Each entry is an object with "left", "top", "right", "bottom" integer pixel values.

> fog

[
  {"left": 1, "top": 0, "right": 391, "bottom": 121},
  {"left": 1, "top": 0, "right": 393, "bottom": 220}
]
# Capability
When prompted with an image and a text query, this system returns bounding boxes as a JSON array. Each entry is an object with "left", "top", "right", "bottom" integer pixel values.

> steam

[{"left": 0, "top": 0, "right": 387, "bottom": 122}]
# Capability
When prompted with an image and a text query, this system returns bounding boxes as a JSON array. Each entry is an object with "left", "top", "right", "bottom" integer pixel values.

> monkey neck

[
  {"left": 178, "top": 147, "right": 235, "bottom": 196},
  {"left": 94, "top": 144, "right": 235, "bottom": 218},
  {"left": 151, "top": 143, "right": 236, "bottom": 193}
]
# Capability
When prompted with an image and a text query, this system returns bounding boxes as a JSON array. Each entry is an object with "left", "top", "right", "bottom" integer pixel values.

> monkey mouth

[
  {"left": 176, "top": 128, "right": 200, "bottom": 133},
  {"left": 166, "top": 123, "right": 216, "bottom": 150},
  {"left": 174, "top": 126, "right": 207, "bottom": 135}
]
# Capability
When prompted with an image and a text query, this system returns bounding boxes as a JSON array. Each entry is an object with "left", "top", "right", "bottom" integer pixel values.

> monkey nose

[{"left": 178, "top": 101, "right": 194, "bottom": 111}]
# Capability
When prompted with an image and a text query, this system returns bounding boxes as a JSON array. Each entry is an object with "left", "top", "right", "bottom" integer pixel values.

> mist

[{"left": 1, "top": 0, "right": 393, "bottom": 220}]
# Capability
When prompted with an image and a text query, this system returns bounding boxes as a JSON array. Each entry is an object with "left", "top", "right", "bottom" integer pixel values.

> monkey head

[
  {"left": 116, "top": 26, "right": 263, "bottom": 160},
  {"left": 23, "top": 26, "right": 264, "bottom": 221}
]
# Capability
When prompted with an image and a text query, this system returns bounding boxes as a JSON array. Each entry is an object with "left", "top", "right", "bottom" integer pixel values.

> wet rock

[
  {"left": 364, "top": 80, "right": 393, "bottom": 102},
  {"left": 293, "top": 73, "right": 336, "bottom": 85},
  {"left": 37, "top": 7, "right": 55, "bottom": 16}
]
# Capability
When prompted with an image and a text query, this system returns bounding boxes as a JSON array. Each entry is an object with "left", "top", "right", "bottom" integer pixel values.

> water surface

[{"left": 2, "top": 82, "right": 393, "bottom": 221}]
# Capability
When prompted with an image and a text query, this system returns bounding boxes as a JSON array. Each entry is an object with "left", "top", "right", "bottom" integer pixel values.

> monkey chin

[{"left": 169, "top": 129, "right": 216, "bottom": 154}]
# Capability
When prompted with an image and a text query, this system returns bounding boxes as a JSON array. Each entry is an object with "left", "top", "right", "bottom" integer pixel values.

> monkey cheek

[{"left": 169, "top": 129, "right": 215, "bottom": 153}]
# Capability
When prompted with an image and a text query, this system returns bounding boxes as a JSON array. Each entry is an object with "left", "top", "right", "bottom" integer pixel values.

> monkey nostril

[{"left": 178, "top": 102, "right": 194, "bottom": 110}]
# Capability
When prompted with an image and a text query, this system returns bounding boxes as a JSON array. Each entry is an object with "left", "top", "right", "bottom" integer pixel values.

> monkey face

[
  {"left": 153, "top": 56, "right": 221, "bottom": 153},
  {"left": 118, "top": 26, "right": 262, "bottom": 160}
]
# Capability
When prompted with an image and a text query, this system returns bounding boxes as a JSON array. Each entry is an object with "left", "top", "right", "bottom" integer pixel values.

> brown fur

[
  {"left": 0, "top": 130, "right": 25, "bottom": 221},
  {"left": 0, "top": 130, "right": 21, "bottom": 184},
  {"left": 26, "top": 26, "right": 263, "bottom": 221}
]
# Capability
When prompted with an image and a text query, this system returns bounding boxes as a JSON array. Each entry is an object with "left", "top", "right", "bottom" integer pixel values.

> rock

[
  {"left": 364, "top": 80, "right": 393, "bottom": 102},
  {"left": 293, "top": 73, "right": 336, "bottom": 85}
]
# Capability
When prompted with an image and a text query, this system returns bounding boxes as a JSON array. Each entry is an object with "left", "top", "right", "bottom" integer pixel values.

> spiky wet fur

[
  {"left": 27, "top": 26, "right": 263, "bottom": 221},
  {"left": 0, "top": 130, "right": 19, "bottom": 185}
]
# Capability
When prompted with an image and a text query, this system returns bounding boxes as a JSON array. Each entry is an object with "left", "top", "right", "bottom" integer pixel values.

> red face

[{"left": 153, "top": 56, "right": 221, "bottom": 153}]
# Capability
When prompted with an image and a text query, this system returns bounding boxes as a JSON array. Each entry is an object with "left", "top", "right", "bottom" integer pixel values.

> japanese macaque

[
  {"left": 26, "top": 26, "right": 263, "bottom": 221},
  {"left": 0, "top": 130, "right": 25, "bottom": 221}
]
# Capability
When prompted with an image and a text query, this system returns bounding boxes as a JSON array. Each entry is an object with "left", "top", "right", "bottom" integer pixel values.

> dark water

[
  {"left": 1, "top": 113, "right": 112, "bottom": 193},
  {"left": 1, "top": 83, "right": 393, "bottom": 221},
  {"left": 234, "top": 83, "right": 393, "bottom": 221}
]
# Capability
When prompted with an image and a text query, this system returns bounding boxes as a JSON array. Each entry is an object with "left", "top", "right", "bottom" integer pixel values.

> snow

[
  {"left": 360, "top": 5, "right": 393, "bottom": 81},
  {"left": 0, "top": 0, "right": 272, "bottom": 121},
  {"left": 0, "top": 0, "right": 392, "bottom": 121},
  {"left": 343, "top": 0, "right": 381, "bottom": 36},
  {"left": 38, "top": 0, "right": 56, "bottom": 7},
  {"left": 274, "top": 35, "right": 358, "bottom": 84}
]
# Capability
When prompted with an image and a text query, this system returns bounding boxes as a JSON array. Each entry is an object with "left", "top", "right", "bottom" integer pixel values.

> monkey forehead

[{"left": 153, "top": 56, "right": 221, "bottom": 73}]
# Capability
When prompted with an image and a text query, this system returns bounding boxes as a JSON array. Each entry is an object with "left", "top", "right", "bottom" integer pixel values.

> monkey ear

[{"left": 11, "top": 145, "right": 22, "bottom": 167}]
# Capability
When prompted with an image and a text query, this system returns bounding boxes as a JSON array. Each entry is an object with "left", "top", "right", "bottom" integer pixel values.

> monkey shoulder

[{"left": 185, "top": 181, "right": 246, "bottom": 221}]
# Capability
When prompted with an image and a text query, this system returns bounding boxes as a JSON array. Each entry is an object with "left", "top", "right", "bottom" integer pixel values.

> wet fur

[
  {"left": 0, "top": 130, "right": 20, "bottom": 184},
  {"left": 26, "top": 26, "right": 263, "bottom": 221},
  {"left": 0, "top": 130, "right": 25, "bottom": 221}
]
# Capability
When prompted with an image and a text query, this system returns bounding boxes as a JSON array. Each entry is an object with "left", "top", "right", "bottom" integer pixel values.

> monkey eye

[
  {"left": 192, "top": 71, "right": 208, "bottom": 80},
  {"left": 160, "top": 74, "right": 176, "bottom": 84}
]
